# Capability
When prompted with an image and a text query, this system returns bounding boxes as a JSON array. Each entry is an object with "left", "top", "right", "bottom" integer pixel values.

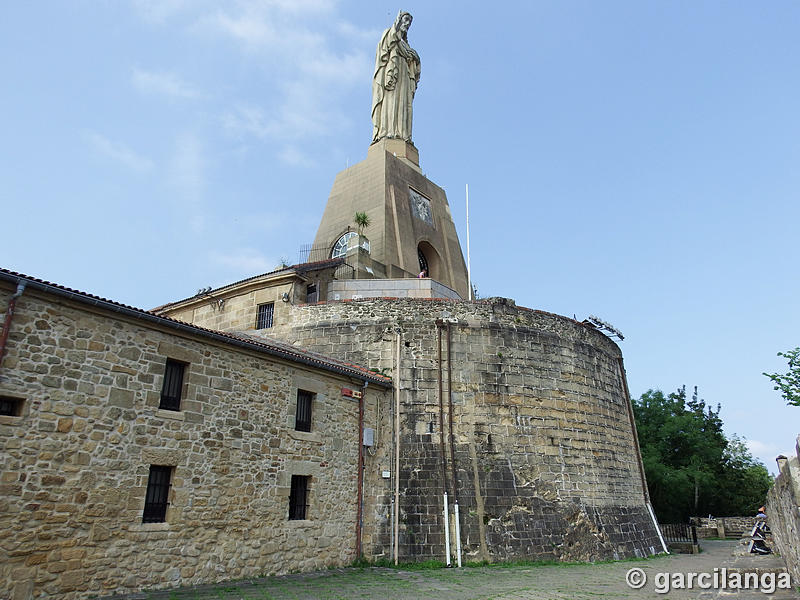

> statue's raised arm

[{"left": 371, "top": 11, "right": 421, "bottom": 144}]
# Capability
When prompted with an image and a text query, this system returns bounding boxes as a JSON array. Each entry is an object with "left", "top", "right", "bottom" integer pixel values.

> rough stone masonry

[{"left": 269, "top": 295, "right": 664, "bottom": 563}]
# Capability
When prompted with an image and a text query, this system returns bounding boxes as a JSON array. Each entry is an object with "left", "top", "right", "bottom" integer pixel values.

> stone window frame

[
  {"left": 256, "top": 301, "right": 275, "bottom": 329},
  {"left": 159, "top": 358, "right": 187, "bottom": 412},
  {"left": 287, "top": 374, "right": 325, "bottom": 443},
  {"left": 142, "top": 465, "right": 173, "bottom": 523},
  {"left": 0, "top": 395, "right": 24, "bottom": 418},
  {"left": 288, "top": 474, "right": 311, "bottom": 520},
  {"left": 306, "top": 283, "right": 318, "bottom": 303},
  {"left": 153, "top": 342, "right": 200, "bottom": 420},
  {"left": 295, "top": 389, "right": 314, "bottom": 432}
]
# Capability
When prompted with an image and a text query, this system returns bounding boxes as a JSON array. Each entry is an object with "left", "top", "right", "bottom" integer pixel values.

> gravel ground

[{"left": 104, "top": 540, "right": 798, "bottom": 600}]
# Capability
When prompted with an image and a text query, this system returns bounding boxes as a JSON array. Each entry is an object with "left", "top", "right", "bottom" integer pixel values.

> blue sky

[{"left": 2, "top": 1, "right": 798, "bottom": 473}]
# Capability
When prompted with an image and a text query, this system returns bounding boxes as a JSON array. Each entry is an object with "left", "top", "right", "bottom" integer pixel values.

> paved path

[{"left": 105, "top": 540, "right": 797, "bottom": 600}]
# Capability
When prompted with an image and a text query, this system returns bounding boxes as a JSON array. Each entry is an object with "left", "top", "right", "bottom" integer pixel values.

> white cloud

[
  {"left": 745, "top": 438, "right": 789, "bottom": 473},
  {"left": 85, "top": 132, "right": 154, "bottom": 173},
  {"left": 746, "top": 439, "right": 779, "bottom": 457},
  {"left": 132, "top": 68, "right": 202, "bottom": 100},
  {"left": 197, "top": 1, "right": 371, "bottom": 143}
]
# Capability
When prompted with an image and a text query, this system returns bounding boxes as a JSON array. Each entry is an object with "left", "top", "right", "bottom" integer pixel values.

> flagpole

[{"left": 466, "top": 183, "right": 472, "bottom": 300}]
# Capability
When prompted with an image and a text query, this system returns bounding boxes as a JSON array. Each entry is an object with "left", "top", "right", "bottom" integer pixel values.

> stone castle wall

[
  {"left": 766, "top": 436, "right": 800, "bottom": 585},
  {"left": 691, "top": 516, "right": 759, "bottom": 538},
  {"left": 0, "top": 286, "right": 386, "bottom": 599},
  {"left": 269, "top": 297, "right": 663, "bottom": 562}
]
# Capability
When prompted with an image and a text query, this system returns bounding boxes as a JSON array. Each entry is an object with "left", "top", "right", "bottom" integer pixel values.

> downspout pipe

[
  {"left": 437, "top": 322, "right": 451, "bottom": 566},
  {"left": 0, "top": 282, "right": 26, "bottom": 370},
  {"left": 393, "top": 332, "right": 401, "bottom": 565},
  {"left": 446, "top": 323, "right": 462, "bottom": 567},
  {"left": 355, "top": 381, "right": 368, "bottom": 559}
]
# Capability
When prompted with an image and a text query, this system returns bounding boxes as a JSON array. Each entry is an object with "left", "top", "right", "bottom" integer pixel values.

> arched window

[
  {"left": 417, "top": 248, "right": 428, "bottom": 275},
  {"left": 331, "top": 231, "right": 357, "bottom": 258}
]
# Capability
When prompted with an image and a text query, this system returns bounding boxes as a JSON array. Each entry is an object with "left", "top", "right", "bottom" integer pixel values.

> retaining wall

[
  {"left": 766, "top": 436, "right": 800, "bottom": 585},
  {"left": 269, "top": 296, "right": 663, "bottom": 562}
]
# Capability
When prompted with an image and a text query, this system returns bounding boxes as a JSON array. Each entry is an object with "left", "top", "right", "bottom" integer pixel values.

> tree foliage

[
  {"left": 633, "top": 386, "right": 772, "bottom": 523},
  {"left": 763, "top": 347, "right": 800, "bottom": 407},
  {"left": 354, "top": 211, "right": 370, "bottom": 235}
]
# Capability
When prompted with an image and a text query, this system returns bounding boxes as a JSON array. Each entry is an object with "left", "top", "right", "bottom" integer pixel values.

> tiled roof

[
  {"left": 153, "top": 257, "right": 345, "bottom": 311},
  {"left": 0, "top": 267, "right": 391, "bottom": 388}
]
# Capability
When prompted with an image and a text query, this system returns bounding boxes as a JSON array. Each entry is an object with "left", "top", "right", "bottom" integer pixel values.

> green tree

[
  {"left": 354, "top": 211, "right": 370, "bottom": 236},
  {"left": 715, "top": 435, "right": 773, "bottom": 516},
  {"left": 633, "top": 386, "right": 771, "bottom": 522},
  {"left": 763, "top": 347, "right": 800, "bottom": 407}
]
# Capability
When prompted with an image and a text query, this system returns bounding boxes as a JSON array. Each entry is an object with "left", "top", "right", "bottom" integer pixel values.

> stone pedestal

[{"left": 312, "top": 141, "right": 468, "bottom": 299}]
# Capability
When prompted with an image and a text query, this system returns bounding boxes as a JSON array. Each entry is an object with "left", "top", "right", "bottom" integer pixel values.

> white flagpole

[{"left": 466, "top": 184, "right": 472, "bottom": 300}]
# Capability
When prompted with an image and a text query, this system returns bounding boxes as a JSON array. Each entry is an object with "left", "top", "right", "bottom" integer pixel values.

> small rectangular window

[
  {"left": 295, "top": 389, "right": 313, "bottom": 432},
  {"left": 306, "top": 284, "right": 318, "bottom": 304},
  {"left": 256, "top": 302, "right": 274, "bottom": 329},
  {"left": 0, "top": 396, "right": 23, "bottom": 417},
  {"left": 159, "top": 359, "right": 185, "bottom": 411},
  {"left": 142, "top": 465, "right": 172, "bottom": 523},
  {"left": 288, "top": 475, "right": 310, "bottom": 520}
]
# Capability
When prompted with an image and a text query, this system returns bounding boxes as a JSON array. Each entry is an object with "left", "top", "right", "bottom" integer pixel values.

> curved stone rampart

[{"left": 269, "top": 296, "right": 662, "bottom": 562}]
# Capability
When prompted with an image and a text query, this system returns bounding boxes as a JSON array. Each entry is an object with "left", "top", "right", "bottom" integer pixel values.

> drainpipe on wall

[
  {"left": 437, "top": 323, "right": 451, "bottom": 566},
  {"left": 393, "top": 332, "right": 401, "bottom": 565},
  {"left": 0, "top": 282, "right": 26, "bottom": 371},
  {"left": 355, "top": 380, "right": 368, "bottom": 559},
  {"left": 446, "top": 323, "right": 462, "bottom": 567}
]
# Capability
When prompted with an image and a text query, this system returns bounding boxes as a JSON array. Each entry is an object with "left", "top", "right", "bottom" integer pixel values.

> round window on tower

[{"left": 331, "top": 231, "right": 357, "bottom": 258}]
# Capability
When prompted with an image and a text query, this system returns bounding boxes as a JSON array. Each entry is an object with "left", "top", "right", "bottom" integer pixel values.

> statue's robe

[{"left": 371, "top": 25, "right": 420, "bottom": 144}]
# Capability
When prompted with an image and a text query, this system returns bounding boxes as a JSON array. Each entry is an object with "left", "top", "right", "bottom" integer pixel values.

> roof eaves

[{"left": 0, "top": 268, "right": 392, "bottom": 388}]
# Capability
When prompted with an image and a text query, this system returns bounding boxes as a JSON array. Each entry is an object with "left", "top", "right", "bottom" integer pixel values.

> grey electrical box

[
  {"left": 382, "top": 470, "right": 391, "bottom": 479},
  {"left": 363, "top": 427, "right": 375, "bottom": 447}
]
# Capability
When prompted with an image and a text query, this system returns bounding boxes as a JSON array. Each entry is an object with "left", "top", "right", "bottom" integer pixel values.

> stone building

[
  {"left": 154, "top": 136, "right": 665, "bottom": 567},
  {"left": 0, "top": 141, "right": 664, "bottom": 599},
  {"left": 0, "top": 269, "right": 391, "bottom": 599},
  {"left": 1, "top": 15, "right": 665, "bottom": 597}
]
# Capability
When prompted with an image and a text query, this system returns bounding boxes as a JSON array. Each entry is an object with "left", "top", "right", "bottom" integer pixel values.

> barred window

[
  {"left": 0, "top": 396, "right": 23, "bottom": 417},
  {"left": 306, "top": 284, "right": 318, "bottom": 304},
  {"left": 295, "top": 389, "right": 313, "bottom": 432},
  {"left": 288, "top": 475, "right": 310, "bottom": 520},
  {"left": 142, "top": 465, "right": 172, "bottom": 523},
  {"left": 256, "top": 302, "right": 274, "bottom": 329},
  {"left": 159, "top": 359, "right": 185, "bottom": 411}
]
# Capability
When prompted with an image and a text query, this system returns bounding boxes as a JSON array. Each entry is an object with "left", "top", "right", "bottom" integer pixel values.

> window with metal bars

[
  {"left": 256, "top": 302, "right": 274, "bottom": 329},
  {"left": 142, "top": 465, "right": 172, "bottom": 523},
  {"left": 0, "top": 396, "right": 23, "bottom": 417},
  {"left": 159, "top": 359, "right": 186, "bottom": 411},
  {"left": 288, "top": 475, "right": 310, "bottom": 520},
  {"left": 295, "top": 389, "right": 313, "bottom": 432},
  {"left": 306, "top": 284, "right": 318, "bottom": 304}
]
